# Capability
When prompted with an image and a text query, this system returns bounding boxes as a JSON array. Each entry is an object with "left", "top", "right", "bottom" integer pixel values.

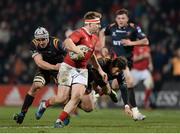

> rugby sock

[
  {"left": 144, "top": 89, "right": 152, "bottom": 108},
  {"left": 119, "top": 85, "right": 128, "bottom": 105},
  {"left": 128, "top": 88, "right": 137, "bottom": 107},
  {"left": 21, "top": 94, "right": 34, "bottom": 114},
  {"left": 59, "top": 111, "right": 69, "bottom": 121},
  {"left": 117, "top": 72, "right": 128, "bottom": 105},
  {"left": 45, "top": 99, "right": 51, "bottom": 108}
]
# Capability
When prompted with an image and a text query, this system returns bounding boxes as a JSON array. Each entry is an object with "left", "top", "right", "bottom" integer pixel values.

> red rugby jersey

[
  {"left": 64, "top": 27, "right": 98, "bottom": 68},
  {"left": 133, "top": 46, "right": 150, "bottom": 70}
]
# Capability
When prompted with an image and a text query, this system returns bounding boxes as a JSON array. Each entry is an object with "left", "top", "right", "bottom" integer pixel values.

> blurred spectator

[
  {"left": 0, "top": 21, "right": 11, "bottom": 44},
  {"left": 164, "top": 47, "right": 180, "bottom": 81}
]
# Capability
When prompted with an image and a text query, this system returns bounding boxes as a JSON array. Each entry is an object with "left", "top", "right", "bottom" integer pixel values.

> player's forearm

[
  {"left": 36, "top": 60, "right": 56, "bottom": 70},
  {"left": 133, "top": 53, "right": 149, "bottom": 62},
  {"left": 63, "top": 38, "right": 81, "bottom": 54},
  {"left": 132, "top": 38, "right": 149, "bottom": 46},
  {"left": 91, "top": 54, "right": 103, "bottom": 73},
  {"left": 99, "top": 29, "right": 105, "bottom": 48}
]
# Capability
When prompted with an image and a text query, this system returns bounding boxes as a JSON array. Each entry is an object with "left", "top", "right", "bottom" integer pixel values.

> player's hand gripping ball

[{"left": 69, "top": 45, "right": 91, "bottom": 61}]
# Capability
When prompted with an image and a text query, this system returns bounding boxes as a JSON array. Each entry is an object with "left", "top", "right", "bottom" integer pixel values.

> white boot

[{"left": 131, "top": 107, "right": 146, "bottom": 121}]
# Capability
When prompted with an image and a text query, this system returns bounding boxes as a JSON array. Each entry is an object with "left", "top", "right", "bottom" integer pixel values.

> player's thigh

[
  {"left": 131, "top": 69, "right": 141, "bottom": 86},
  {"left": 50, "top": 71, "right": 58, "bottom": 84},
  {"left": 58, "top": 62, "right": 73, "bottom": 86},
  {"left": 143, "top": 70, "right": 154, "bottom": 89},
  {"left": 111, "top": 79, "right": 119, "bottom": 91},
  {"left": 33, "top": 69, "right": 47, "bottom": 86},
  {"left": 71, "top": 84, "right": 86, "bottom": 100},
  {"left": 72, "top": 68, "right": 88, "bottom": 86},
  {"left": 29, "top": 70, "right": 47, "bottom": 94}
]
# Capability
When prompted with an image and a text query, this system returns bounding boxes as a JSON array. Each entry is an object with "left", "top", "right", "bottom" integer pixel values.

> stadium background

[{"left": 0, "top": 0, "right": 180, "bottom": 108}]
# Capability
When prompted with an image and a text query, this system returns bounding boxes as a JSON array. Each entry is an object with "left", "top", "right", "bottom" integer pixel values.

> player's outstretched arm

[
  {"left": 99, "top": 28, "right": 106, "bottom": 48},
  {"left": 34, "top": 54, "right": 59, "bottom": 71},
  {"left": 121, "top": 37, "right": 149, "bottom": 46},
  {"left": 90, "top": 53, "right": 108, "bottom": 82}
]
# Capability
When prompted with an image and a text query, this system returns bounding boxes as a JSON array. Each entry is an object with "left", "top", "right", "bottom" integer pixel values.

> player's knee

[
  {"left": 127, "top": 80, "right": 134, "bottom": 88},
  {"left": 33, "top": 82, "right": 44, "bottom": 90},
  {"left": 29, "top": 82, "right": 44, "bottom": 95},
  {"left": 143, "top": 78, "right": 154, "bottom": 89},
  {"left": 82, "top": 106, "right": 93, "bottom": 113},
  {"left": 126, "top": 75, "right": 134, "bottom": 88},
  {"left": 84, "top": 108, "right": 93, "bottom": 113},
  {"left": 81, "top": 101, "right": 94, "bottom": 113}
]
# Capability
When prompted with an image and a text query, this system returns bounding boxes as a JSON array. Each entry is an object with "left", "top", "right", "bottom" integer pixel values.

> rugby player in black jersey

[
  {"left": 99, "top": 9, "right": 149, "bottom": 120},
  {"left": 13, "top": 27, "right": 66, "bottom": 124}
]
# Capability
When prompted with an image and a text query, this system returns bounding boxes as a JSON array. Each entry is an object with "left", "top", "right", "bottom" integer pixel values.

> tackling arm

[
  {"left": 33, "top": 54, "right": 59, "bottom": 71},
  {"left": 90, "top": 53, "right": 107, "bottom": 81}
]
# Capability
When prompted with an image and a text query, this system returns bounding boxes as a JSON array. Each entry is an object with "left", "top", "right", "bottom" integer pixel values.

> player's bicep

[{"left": 33, "top": 54, "right": 43, "bottom": 65}]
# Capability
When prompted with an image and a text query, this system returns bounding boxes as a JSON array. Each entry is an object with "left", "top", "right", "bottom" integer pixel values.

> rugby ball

[{"left": 69, "top": 45, "right": 91, "bottom": 60}]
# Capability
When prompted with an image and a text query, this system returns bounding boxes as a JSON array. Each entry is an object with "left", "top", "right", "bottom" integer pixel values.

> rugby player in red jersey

[
  {"left": 131, "top": 46, "right": 154, "bottom": 108},
  {"left": 35, "top": 11, "right": 107, "bottom": 128}
]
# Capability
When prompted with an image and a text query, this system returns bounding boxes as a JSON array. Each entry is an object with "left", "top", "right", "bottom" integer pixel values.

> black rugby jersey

[
  {"left": 104, "top": 23, "right": 146, "bottom": 60},
  {"left": 30, "top": 36, "right": 67, "bottom": 65}
]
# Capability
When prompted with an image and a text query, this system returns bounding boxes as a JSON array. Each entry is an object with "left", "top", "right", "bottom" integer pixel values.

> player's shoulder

[
  {"left": 50, "top": 36, "right": 59, "bottom": 41},
  {"left": 50, "top": 36, "right": 63, "bottom": 50},
  {"left": 129, "top": 22, "right": 137, "bottom": 29},
  {"left": 70, "top": 28, "right": 84, "bottom": 37},
  {"left": 75, "top": 28, "right": 84, "bottom": 34},
  {"left": 50, "top": 36, "right": 60, "bottom": 44},
  {"left": 107, "top": 23, "right": 116, "bottom": 29}
]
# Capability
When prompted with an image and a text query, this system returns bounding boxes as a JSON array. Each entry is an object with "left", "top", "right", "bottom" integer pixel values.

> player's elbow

[
  {"left": 144, "top": 38, "right": 149, "bottom": 45},
  {"left": 63, "top": 39, "right": 69, "bottom": 49}
]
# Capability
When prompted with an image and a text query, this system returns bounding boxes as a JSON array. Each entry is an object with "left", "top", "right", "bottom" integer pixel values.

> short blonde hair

[{"left": 84, "top": 11, "right": 102, "bottom": 20}]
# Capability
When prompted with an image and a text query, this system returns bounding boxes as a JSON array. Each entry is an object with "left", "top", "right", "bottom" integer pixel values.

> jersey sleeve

[
  {"left": 69, "top": 30, "right": 83, "bottom": 44},
  {"left": 135, "top": 25, "right": 146, "bottom": 39},
  {"left": 30, "top": 39, "right": 39, "bottom": 58}
]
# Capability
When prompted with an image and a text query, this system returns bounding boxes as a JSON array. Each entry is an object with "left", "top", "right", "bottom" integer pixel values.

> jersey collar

[{"left": 82, "top": 27, "right": 92, "bottom": 35}]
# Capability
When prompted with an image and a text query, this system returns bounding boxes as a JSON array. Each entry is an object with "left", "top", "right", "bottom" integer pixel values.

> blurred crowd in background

[{"left": 0, "top": 0, "right": 180, "bottom": 85}]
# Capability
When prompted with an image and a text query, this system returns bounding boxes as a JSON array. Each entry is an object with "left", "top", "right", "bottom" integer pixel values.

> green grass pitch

[{"left": 0, "top": 107, "right": 180, "bottom": 133}]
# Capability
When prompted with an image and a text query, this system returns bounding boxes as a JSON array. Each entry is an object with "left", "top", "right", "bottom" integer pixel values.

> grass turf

[{"left": 0, "top": 107, "right": 180, "bottom": 133}]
